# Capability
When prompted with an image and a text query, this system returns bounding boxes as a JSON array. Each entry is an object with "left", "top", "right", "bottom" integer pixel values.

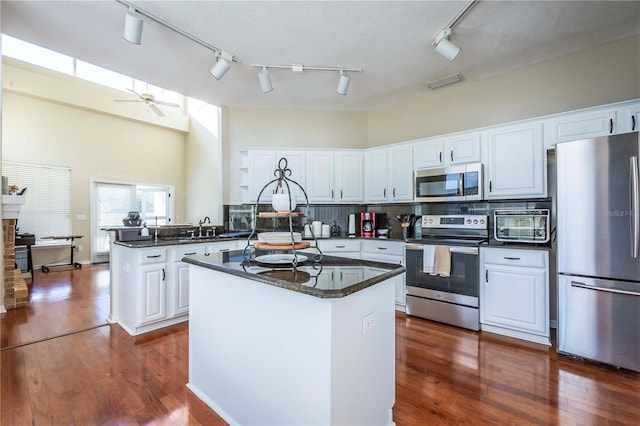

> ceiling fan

[{"left": 113, "top": 89, "right": 180, "bottom": 117}]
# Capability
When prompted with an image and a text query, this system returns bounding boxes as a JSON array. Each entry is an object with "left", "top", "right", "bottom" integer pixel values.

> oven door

[
  {"left": 415, "top": 166, "right": 465, "bottom": 202},
  {"left": 405, "top": 244, "right": 479, "bottom": 307}
]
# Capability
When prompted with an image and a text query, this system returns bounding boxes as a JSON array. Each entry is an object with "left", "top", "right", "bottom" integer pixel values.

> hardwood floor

[
  {"left": 1, "top": 265, "right": 110, "bottom": 349},
  {"left": 1, "top": 266, "right": 638, "bottom": 425}
]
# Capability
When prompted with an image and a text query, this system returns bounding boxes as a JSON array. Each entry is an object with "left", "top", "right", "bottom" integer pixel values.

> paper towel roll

[
  {"left": 312, "top": 221, "right": 322, "bottom": 237},
  {"left": 348, "top": 214, "right": 356, "bottom": 236}
]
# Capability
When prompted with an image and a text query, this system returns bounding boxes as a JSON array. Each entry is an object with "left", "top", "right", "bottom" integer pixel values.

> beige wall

[
  {"left": 367, "top": 35, "right": 640, "bottom": 146},
  {"left": 2, "top": 85, "right": 187, "bottom": 264},
  {"left": 224, "top": 107, "right": 368, "bottom": 204}
]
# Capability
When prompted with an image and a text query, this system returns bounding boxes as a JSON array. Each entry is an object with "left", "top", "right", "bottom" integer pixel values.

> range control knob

[
  {"left": 466, "top": 219, "right": 471, "bottom": 224},
  {"left": 473, "top": 219, "right": 478, "bottom": 224}
]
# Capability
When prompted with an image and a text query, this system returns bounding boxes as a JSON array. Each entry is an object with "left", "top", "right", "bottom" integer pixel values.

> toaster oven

[{"left": 494, "top": 209, "right": 550, "bottom": 243}]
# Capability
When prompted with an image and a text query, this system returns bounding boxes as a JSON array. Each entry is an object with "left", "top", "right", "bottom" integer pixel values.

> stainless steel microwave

[
  {"left": 414, "top": 163, "right": 483, "bottom": 202},
  {"left": 494, "top": 209, "right": 550, "bottom": 243}
]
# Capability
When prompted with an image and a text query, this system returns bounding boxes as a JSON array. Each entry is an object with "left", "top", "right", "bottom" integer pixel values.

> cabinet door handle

[
  {"left": 485, "top": 270, "right": 488, "bottom": 282},
  {"left": 393, "top": 188, "right": 396, "bottom": 198},
  {"left": 377, "top": 247, "right": 388, "bottom": 250},
  {"left": 609, "top": 118, "right": 613, "bottom": 134},
  {"left": 633, "top": 115, "right": 636, "bottom": 131},
  {"left": 439, "top": 152, "right": 442, "bottom": 163},
  {"left": 383, "top": 188, "right": 387, "bottom": 198},
  {"left": 335, "top": 245, "right": 346, "bottom": 248},
  {"left": 331, "top": 189, "right": 334, "bottom": 199},
  {"left": 450, "top": 150, "right": 454, "bottom": 162},
  {"left": 219, "top": 249, "right": 230, "bottom": 252},
  {"left": 185, "top": 252, "right": 196, "bottom": 256},
  {"left": 162, "top": 268, "right": 165, "bottom": 281},
  {"left": 489, "top": 181, "right": 492, "bottom": 192},
  {"left": 503, "top": 256, "right": 521, "bottom": 260},
  {"left": 146, "top": 254, "right": 161, "bottom": 258},
  {"left": 340, "top": 189, "right": 343, "bottom": 199}
]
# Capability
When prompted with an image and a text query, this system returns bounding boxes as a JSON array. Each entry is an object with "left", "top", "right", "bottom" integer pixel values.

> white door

[
  {"left": 336, "top": 151, "right": 364, "bottom": 203},
  {"left": 366, "top": 149, "right": 389, "bottom": 202},
  {"left": 139, "top": 264, "right": 166, "bottom": 325},
  {"left": 390, "top": 145, "right": 413, "bottom": 201},
  {"left": 306, "top": 152, "right": 335, "bottom": 203}
]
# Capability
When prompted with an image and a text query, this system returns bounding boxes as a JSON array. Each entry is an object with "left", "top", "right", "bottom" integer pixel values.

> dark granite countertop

[
  {"left": 113, "top": 237, "right": 247, "bottom": 249},
  {"left": 182, "top": 249, "right": 406, "bottom": 299}
]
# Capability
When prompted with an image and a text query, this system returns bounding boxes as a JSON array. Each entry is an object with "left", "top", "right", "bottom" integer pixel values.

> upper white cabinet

[
  {"left": 485, "top": 122, "right": 545, "bottom": 199},
  {"left": 415, "top": 133, "right": 481, "bottom": 169},
  {"left": 618, "top": 102, "right": 640, "bottom": 134},
  {"left": 247, "top": 150, "right": 306, "bottom": 204},
  {"left": 366, "top": 144, "right": 414, "bottom": 203},
  {"left": 306, "top": 150, "right": 364, "bottom": 203},
  {"left": 544, "top": 107, "right": 617, "bottom": 147}
]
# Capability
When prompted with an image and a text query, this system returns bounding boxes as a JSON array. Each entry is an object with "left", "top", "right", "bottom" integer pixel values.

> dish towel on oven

[
  {"left": 434, "top": 246, "right": 451, "bottom": 277},
  {"left": 422, "top": 245, "right": 436, "bottom": 274}
]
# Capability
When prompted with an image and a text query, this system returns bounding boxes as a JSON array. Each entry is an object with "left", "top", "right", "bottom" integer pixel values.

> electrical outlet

[{"left": 362, "top": 311, "right": 376, "bottom": 335}]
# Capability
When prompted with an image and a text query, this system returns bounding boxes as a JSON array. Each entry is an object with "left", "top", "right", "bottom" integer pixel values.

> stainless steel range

[{"left": 405, "top": 214, "right": 488, "bottom": 331}]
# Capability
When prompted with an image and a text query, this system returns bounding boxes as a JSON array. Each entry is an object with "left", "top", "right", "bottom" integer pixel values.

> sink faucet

[{"left": 199, "top": 216, "right": 211, "bottom": 238}]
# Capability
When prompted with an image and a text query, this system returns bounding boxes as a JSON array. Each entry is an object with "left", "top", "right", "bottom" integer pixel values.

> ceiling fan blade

[
  {"left": 149, "top": 104, "right": 165, "bottom": 117},
  {"left": 126, "top": 88, "right": 142, "bottom": 98},
  {"left": 113, "top": 99, "right": 142, "bottom": 103},
  {"left": 154, "top": 100, "right": 181, "bottom": 108}
]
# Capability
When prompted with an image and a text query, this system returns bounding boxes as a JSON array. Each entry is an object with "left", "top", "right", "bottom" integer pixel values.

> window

[
  {"left": 2, "top": 162, "right": 72, "bottom": 240},
  {"left": 93, "top": 182, "right": 172, "bottom": 259}
]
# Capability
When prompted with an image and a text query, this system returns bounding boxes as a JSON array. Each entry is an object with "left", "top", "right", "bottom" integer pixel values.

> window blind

[{"left": 2, "top": 161, "right": 72, "bottom": 239}]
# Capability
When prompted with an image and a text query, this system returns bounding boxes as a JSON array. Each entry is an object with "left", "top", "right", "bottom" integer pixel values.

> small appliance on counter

[
  {"left": 347, "top": 214, "right": 357, "bottom": 238},
  {"left": 122, "top": 211, "right": 143, "bottom": 226},
  {"left": 361, "top": 212, "right": 375, "bottom": 238},
  {"left": 494, "top": 209, "right": 550, "bottom": 244}
]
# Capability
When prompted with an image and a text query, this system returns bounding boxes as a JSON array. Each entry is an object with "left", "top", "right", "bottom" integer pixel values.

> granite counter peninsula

[{"left": 183, "top": 249, "right": 405, "bottom": 426}]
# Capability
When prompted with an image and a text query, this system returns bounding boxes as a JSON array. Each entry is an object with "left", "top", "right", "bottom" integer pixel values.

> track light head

[
  {"left": 336, "top": 70, "right": 350, "bottom": 96},
  {"left": 210, "top": 50, "right": 234, "bottom": 80},
  {"left": 123, "top": 6, "right": 144, "bottom": 44},
  {"left": 433, "top": 28, "right": 461, "bottom": 61},
  {"left": 258, "top": 66, "right": 273, "bottom": 93}
]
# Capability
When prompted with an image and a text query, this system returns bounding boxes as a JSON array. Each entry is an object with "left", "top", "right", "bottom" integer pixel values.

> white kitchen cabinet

[
  {"left": 169, "top": 244, "right": 207, "bottom": 317},
  {"left": 360, "top": 240, "right": 406, "bottom": 310},
  {"left": 248, "top": 150, "right": 306, "bottom": 204},
  {"left": 314, "top": 239, "right": 361, "bottom": 259},
  {"left": 366, "top": 144, "right": 413, "bottom": 203},
  {"left": 415, "top": 133, "right": 481, "bottom": 169},
  {"left": 485, "top": 121, "right": 545, "bottom": 199},
  {"left": 306, "top": 151, "right": 363, "bottom": 203},
  {"left": 140, "top": 263, "right": 167, "bottom": 324},
  {"left": 544, "top": 107, "right": 617, "bottom": 147},
  {"left": 480, "top": 247, "right": 549, "bottom": 345},
  {"left": 618, "top": 102, "right": 640, "bottom": 133}
]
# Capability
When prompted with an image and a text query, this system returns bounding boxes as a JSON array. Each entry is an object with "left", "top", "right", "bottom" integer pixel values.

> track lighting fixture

[
  {"left": 210, "top": 50, "right": 234, "bottom": 81},
  {"left": 116, "top": 0, "right": 239, "bottom": 78},
  {"left": 433, "top": 28, "right": 460, "bottom": 61},
  {"left": 251, "top": 64, "right": 362, "bottom": 95},
  {"left": 123, "top": 6, "right": 143, "bottom": 44},
  {"left": 336, "top": 70, "right": 350, "bottom": 96},
  {"left": 431, "top": 0, "right": 477, "bottom": 61},
  {"left": 258, "top": 66, "right": 273, "bottom": 93}
]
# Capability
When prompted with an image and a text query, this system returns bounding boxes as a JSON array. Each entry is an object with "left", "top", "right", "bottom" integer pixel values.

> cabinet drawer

[
  {"left": 317, "top": 239, "right": 361, "bottom": 253},
  {"left": 140, "top": 249, "right": 167, "bottom": 264},
  {"left": 361, "top": 240, "right": 404, "bottom": 256},
  {"left": 170, "top": 244, "right": 206, "bottom": 262},
  {"left": 482, "top": 247, "right": 546, "bottom": 268}
]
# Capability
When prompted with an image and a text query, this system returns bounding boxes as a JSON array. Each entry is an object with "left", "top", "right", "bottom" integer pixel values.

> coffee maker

[{"left": 360, "top": 212, "right": 375, "bottom": 238}]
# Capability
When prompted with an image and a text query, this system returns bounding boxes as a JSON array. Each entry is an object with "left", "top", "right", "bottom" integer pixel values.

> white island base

[{"left": 187, "top": 265, "right": 396, "bottom": 426}]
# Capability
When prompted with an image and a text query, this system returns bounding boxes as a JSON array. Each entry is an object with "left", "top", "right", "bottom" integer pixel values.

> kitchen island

[{"left": 183, "top": 250, "right": 405, "bottom": 426}]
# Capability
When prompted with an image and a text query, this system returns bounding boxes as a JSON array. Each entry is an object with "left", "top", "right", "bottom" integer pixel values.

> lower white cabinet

[
  {"left": 360, "top": 240, "right": 406, "bottom": 311},
  {"left": 140, "top": 262, "right": 167, "bottom": 324},
  {"left": 480, "top": 247, "right": 550, "bottom": 345},
  {"left": 314, "top": 239, "right": 361, "bottom": 259}
]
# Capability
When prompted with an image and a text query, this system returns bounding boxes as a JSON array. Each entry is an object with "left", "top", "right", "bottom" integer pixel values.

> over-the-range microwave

[{"left": 414, "top": 163, "right": 483, "bottom": 202}]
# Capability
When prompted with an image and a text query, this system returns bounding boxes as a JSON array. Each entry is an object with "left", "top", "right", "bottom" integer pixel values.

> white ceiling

[{"left": 2, "top": 1, "right": 639, "bottom": 112}]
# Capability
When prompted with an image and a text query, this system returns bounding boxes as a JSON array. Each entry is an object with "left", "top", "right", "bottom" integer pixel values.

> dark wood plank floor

[
  {"left": 2, "top": 265, "right": 638, "bottom": 424},
  {"left": 1, "top": 265, "right": 110, "bottom": 349}
]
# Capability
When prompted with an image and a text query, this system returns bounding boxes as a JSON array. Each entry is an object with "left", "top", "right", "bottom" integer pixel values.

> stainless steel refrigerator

[{"left": 556, "top": 131, "right": 640, "bottom": 372}]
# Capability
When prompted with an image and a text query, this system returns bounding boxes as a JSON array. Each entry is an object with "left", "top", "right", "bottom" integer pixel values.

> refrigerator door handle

[
  {"left": 571, "top": 280, "right": 640, "bottom": 297},
  {"left": 631, "top": 156, "right": 640, "bottom": 258}
]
